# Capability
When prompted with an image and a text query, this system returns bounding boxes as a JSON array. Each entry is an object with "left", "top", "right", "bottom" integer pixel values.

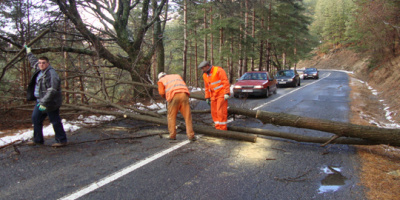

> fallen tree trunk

[
  {"left": 63, "top": 103, "right": 379, "bottom": 146},
  {"left": 228, "top": 126, "right": 379, "bottom": 146},
  {"left": 228, "top": 107, "right": 400, "bottom": 146},
  {"left": 64, "top": 104, "right": 257, "bottom": 142},
  {"left": 62, "top": 78, "right": 400, "bottom": 146}
]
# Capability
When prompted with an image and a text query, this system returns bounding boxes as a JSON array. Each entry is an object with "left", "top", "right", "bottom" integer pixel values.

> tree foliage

[
  {"left": 310, "top": 0, "right": 400, "bottom": 62},
  {"left": 166, "top": 0, "right": 315, "bottom": 82},
  {"left": 0, "top": 0, "right": 345, "bottom": 107}
]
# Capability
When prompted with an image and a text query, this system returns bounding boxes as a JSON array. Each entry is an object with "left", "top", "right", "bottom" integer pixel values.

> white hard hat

[{"left": 158, "top": 72, "right": 166, "bottom": 79}]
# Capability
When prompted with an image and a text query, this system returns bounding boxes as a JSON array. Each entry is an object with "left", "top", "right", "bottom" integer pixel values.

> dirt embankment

[{"left": 298, "top": 49, "right": 400, "bottom": 200}]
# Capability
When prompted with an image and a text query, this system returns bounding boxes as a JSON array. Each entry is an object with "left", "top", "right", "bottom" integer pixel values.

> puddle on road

[{"left": 318, "top": 166, "right": 348, "bottom": 194}]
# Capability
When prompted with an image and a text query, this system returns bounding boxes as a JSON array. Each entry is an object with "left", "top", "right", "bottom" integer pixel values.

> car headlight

[
  {"left": 234, "top": 85, "right": 242, "bottom": 89},
  {"left": 254, "top": 85, "right": 263, "bottom": 89}
]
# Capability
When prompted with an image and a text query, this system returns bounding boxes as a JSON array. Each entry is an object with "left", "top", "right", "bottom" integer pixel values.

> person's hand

[
  {"left": 224, "top": 94, "right": 230, "bottom": 100},
  {"left": 206, "top": 98, "right": 210, "bottom": 105},
  {"left": 24, "top": 45, "right": 31, "bottom": 54},
  {"left": 37, "top": 104, "right": 46, "bottom": 111}
]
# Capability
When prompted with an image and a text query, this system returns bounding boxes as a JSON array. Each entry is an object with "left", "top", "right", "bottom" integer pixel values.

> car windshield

[
  {"left": 277, "top": 70, "right": 294, "bottom": 77},
  {"left": 305, "top": 68, "right": 316, "bottom": 72},
  {"left": 240, "top": 73, "right": 267, "bottom": 80}
]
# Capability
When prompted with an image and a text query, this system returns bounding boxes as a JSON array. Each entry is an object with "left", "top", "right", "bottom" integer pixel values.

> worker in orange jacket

[
  {"left": 157, "top": 72, "right": 196, "bottom": 141},
  {"left": 198, "top": 61, "right": 230, "bottom": 130}
]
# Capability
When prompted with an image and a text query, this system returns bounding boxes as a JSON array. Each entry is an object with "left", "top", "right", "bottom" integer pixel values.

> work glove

[
  {"left": 37, "top": 104, "right": 46, "bottom": 111},
  {"left": 24, "top": 45, "right": 31, "bottom": 54},
  {"left": 224, "top": 94, "right": 230, "bottom": 100},
  {"left": 206, "top": 98, "right": 210, "bottom": 105}
]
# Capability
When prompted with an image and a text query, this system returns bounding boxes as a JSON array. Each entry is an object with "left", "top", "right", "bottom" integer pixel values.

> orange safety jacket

[
  {"left": 203, "top": 66, "right": 230, "bottom": 100},
  {"left": 158, "top": 74, "right": 190, "bottom": 102}
]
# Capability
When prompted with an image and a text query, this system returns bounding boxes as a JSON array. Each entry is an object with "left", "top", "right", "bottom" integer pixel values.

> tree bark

[
  {"left": 228, "top": 106, "right": 400, "bottom": 146},
  {"left": 183, "top": 0, "right": 188, "bottom": 81},
  {"left": 64, "top": 104, "right": 257, "bottom": 143},
  {"left": 203, "top": 0, "right": 208, "bottom": 61},
  {"left": 228, "top": 126, "right": 378, "bottom": 146},
  {"left": 61, "top": 80, "right": 400, "bottom": 147}
]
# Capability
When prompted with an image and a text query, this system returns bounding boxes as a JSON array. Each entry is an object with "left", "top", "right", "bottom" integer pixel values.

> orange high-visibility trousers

[
  {"left": 167, "top": 93, "right": 195, "bottom": 139},
  {"left": 210, "top": 96, "right": 228, "bottom": 130}
]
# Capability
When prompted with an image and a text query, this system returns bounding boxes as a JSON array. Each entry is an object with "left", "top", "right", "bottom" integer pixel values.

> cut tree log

[
  {"left": 61, "top": 79, "right": 400, "bottom": 146},
  {"left": 64, "top": 104, "right": 257, "bottom": 142},
  {"left": 228, "top": 107, "right": 400, "bottom": 146},
  {"left": 228, "top": 126, "right": 378, "bottom": 146}
]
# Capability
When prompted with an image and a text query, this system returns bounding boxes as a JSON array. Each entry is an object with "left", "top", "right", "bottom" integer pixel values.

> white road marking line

[
  {"left": 58, "top": 136, "right": 200, "bottom": 200},
  {"left": 253, "top": 73, "right": 331, "bottom": 110}
]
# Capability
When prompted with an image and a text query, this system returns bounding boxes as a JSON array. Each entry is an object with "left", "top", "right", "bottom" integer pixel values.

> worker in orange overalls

[
  {"left": 198, "top": 61, "right": 230, "bottom": 130},
  {"left": 157, "top": 72, "right": 196, "bottom": 141}
]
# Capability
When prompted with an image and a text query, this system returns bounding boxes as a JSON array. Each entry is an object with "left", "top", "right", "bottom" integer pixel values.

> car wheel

[
  {"left": 234, "top": 94, "right": 239, "bottom": 98},
  {"left": 265, "top": 88, "right": 269, "bottom": 98}
]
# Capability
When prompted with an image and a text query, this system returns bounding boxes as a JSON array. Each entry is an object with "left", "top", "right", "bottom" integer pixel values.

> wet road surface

[{"left": 0, "top": 70, "right": 365, "bottom": 200}]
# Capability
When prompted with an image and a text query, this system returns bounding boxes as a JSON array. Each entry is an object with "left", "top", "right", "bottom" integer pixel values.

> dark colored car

[
  {"left": 276, "top": 69, "right": 300, "bottom": 87},
  {"left": 303, "top": 68, "right": 319, "bottom": 79},
  {"left": 233, "top": 71, "right": 277, "bottom": 98}
]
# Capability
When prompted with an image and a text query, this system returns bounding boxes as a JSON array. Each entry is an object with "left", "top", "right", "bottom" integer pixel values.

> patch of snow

[
  {"left": 360, "top": 81, "right": 400, "bottom": 129},
  {"left": 321, "top": 166, "right": 342, "bottom": 174},
  {"left": 0, "top": 115, "right": 115, "bottom": 147}
]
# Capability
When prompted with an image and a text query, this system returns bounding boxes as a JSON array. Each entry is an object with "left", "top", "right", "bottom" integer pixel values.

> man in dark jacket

[{"left": 25, "top": 45, "right": 67, "bottom": 147}]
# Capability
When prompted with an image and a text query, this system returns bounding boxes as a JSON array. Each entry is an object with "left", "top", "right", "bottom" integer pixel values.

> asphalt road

[{"left": 0, "top": 70, "right": 365, "bottom": 200}]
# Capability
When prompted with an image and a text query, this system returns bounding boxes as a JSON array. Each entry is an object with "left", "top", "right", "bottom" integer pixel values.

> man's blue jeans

[{"left": 31, "top": 105, "right": 67, "bottom": 144}]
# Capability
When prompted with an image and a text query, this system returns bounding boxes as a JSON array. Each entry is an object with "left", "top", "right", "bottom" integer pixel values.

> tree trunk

[
  {"left": 243, "top": 0, "right": 248, "bottom": 74},
  {"left": 64, "top": 104, "right": 257, "bottom": 143},
  {"left": 153, "top": 0, "right": 165, "bottom": 77},
  {"left": 238, "top": 1, "right": 243, "bottom": 76},
  {"left": 251, "top": 5, "right": 255, "bottom": 71},
  {"left": 203, "top": 0, "right": 208, "bottom": 61},
  {"left": 229, "top": 35, "right": 234, "bottom": 83},
  {"left": 228, "top": 107, "right": 400, "bottom": 146},
  {"left": 210, "top": 6, "right": 214, "bottom": 65},
  {"left": 266, "top": 1, "right": 272, "bottom": 72},
  {"left": 64, "top": 16, "right": 70, "bottom": 104},
  {"left": 183, "top": 0, "right": 188, "bottom": 81},
  {"left": 195, "top": 25, "right": 199, "bottom": 87},
  {"left": 282, "top": 52, "right": 286, "bottom": 69},
  {"left": 61, "top": 80, "right": 400, "bottom": 147},
  {"left": 228, "top": 126, "right": 377, "bottom": 146},
  {"left": 219, "top": 4, "right": 224, "bottom": 65}
]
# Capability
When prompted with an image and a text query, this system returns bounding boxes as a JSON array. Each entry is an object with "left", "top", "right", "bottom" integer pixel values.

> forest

[{"left": 0, "top": 0, "right": 399, "bottom": 108}]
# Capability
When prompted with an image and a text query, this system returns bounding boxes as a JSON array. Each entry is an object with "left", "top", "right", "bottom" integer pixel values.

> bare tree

[{"left": 54, "top": 0, "right": 167, "bottom": 96}]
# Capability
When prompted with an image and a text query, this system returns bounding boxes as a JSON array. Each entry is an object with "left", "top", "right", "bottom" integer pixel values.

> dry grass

[{"left": 349, "top": 75, "right": 400, "bottom": 200}]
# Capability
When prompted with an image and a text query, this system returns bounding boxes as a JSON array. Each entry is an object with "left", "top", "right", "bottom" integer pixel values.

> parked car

[
  {"left": 233, "top": 71, "right": 277, "bottom": 98},
  {"left": 275, "top": 69, "right": 300, "bottom": 87},
  {"left": 303, "top": 68, "right": 319, "bottom": 79}
]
